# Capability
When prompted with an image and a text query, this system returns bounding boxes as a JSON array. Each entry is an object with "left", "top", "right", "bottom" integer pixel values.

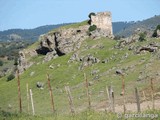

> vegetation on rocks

[
  {"left": 139, "top": 32, "right": 147, "bottom": 42},
  {"left": 88, "top": 12, "right": 96, "bottom": 19},
  {"left": 7, "top": 74, "right": 15, "bottom": 81},
  {"left": 88, "top": 25, "right": 97, "bottom": 32}
]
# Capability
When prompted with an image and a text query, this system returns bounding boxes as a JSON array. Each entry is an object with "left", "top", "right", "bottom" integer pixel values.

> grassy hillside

[
  {"left": 0, "top": 20, "right": 160, "bottom": 119},
  {"left": 0, "top": 36, "right": 160, "bottom": 114}
]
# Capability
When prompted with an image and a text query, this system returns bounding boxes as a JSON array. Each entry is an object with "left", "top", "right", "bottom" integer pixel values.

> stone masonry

[{"left": 90, "top": 11, "right": 113, "bottom": 36}]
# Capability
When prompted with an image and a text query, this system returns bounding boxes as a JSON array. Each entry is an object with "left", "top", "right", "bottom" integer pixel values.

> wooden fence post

[
  {"left": 106, "top": 86, "right": 111, "bottom": 111},
  {"left": 26, "top": 83, "right": 30, "bottom": 113},
  {"left": 121, "top": 75, "right": 126, "bottom": 113},
  {"left": 17, "top": 70, "right": 22, "bottom": 113},
  {"left": 84, "top": 73, "right": 91, "bottom": 109},
  {"left": 135, "top": 87, "right": 141, "bottom": 112},
  {"left": 150, "top": 78, "right": 155, "bottom": 110},
  {"left": 142, "top": 91, "right": 146, "bottom": 101},
  {"left": 47, "top": 74, "right": 55, "bottom": 113},
  {"left": 65, "top": 86, "right": 75, "bottom": 115},
  {"left": 108, "top": 86, "right": 115, "bottom": 113},
  {"left": 30, "top": 89, "right": 35, "bottom": 115}
]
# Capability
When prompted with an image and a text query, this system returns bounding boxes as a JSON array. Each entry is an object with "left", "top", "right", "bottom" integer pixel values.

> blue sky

[{"left": 0, "top": 0, "right": 159, "bottom": 31}]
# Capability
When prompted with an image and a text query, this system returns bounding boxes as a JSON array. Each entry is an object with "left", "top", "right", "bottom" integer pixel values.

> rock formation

[
  {"left": 17, "top": 11, "right": 114, "bottom": 72},
  {"left": 17, "top": 51, "right": 33, "bottom": 74},
  {"left": 36, "top": 25, "right": 89, "bottom": 60}
]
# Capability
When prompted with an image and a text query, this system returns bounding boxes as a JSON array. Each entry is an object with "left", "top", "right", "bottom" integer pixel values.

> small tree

[
  {"left": 139, "top": 32, "right": 147, "bottom": 42},
  {"left": 88, "top": 25, "right": 97, "bottom": 32},
  {"left": 88, "top": 12, "right": 96, "bottom": 19},
  {"left": 7, "top": 74, "right": 15, "bottom": 81}
]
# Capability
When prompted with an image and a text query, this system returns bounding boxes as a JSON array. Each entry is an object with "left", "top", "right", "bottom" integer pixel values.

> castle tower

[{"left": 90, "top": 11, "right": 113, "bottom": 35}]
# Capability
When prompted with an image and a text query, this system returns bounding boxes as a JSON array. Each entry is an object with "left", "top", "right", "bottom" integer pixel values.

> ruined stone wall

[{"left": 91, "top": 11, "right": 113, "bottom": 35}]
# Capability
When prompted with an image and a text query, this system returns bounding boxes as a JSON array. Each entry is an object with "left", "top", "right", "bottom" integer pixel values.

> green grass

[
  {"left": 56, "top": 20, "right": 88, "bottom": 30},
  {"left": 48, "top": 20, "right": 88, "bottom": 35},
  {"left": 1, "top": 109, "right": 160, "bottom": 120},
  {"left": 0, "top": 29, "right": 160, "bottom": 118}
]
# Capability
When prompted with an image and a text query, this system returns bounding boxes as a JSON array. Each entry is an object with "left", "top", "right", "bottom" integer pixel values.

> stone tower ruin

[{"left": 90, "top": 11, "right": 113, "bottom": 36}]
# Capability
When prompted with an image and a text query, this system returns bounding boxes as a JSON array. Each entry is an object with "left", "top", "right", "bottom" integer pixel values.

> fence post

[
  {"left": 47, "top": 74, "right": 55, "bottom": 113},
  {"left": 26, "top": 83, "right": 30, "bottom": 113},
  {"left": 30, "top": 89, "right": 35, "bottom": 115},
  {"left": 108, "top": 86, "right": 115, "bottom": 113},
  {"left": 121, "top": 75, "right": 126, "bottom": 113},
  {"left": 135, "top": 87, "right": 141, "bottom": 112},
  {"left": 84, "top": 73, "right": 91, "bottom": 109},
  {"left": 106, "top": 86, "right": 111, "bottom": 111},
  {"left": 150, "top": 78, "right": 155, "bottom": 110},
  {"left": 17, "top": 70, "right": 22, "bottom": 113},
  {"left": 65, "top": 86, "right": 75, "bottom": 115},
  {"left": 142, "top": 91, "right": 146, "bottom": 101}
]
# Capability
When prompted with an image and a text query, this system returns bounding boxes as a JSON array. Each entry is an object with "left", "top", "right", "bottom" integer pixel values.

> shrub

[
  {"left": 88, "top": 12, "right": 96, "bottom": 19},
  {"left": 152, "top": 30, "right": 157, "bottom": 37},
  {"left": 139, "top": 32, "right": 147, "bottom": 42},
  {"left": 7, "top": 74, "right": 15, "bottom": 81},
  {"left": 156, "top": 25, "right": 160, "bottom": 30},
  {"left": 0, "top": 60, "right": 3, "bottom": 66},
  {"left": 14, "top": 57, "right": 18, "bottom": 66},
  {"left": 152, "top": 24, "right": 160, "bottom": 37},
  {"left": 88, "top": 25, "right": 97, "bottom": 32},
  {"left": 88, "top": 20, "right": 91, "bottom": 25},
  {"left": 114, "top": 35, "right": 122, "bottom": 40}
]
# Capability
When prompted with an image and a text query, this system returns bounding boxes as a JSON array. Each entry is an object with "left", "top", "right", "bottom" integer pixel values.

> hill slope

[
  {"left": 0, "top": 21, "right": 160, "bottom": 117},
  {"left": 1, "top": 15, "right": 160, "bottom": 43},
  {"left": 115, "top": 15, "right": 160, "bottom": 37}
]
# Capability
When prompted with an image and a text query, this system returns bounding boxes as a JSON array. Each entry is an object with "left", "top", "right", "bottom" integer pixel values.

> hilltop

[
  {"left": 0, "top": 15, "right": 160, "bottom": 42},
  {"left": 0, "top": 12, "right": 160, "bottom": 119}
]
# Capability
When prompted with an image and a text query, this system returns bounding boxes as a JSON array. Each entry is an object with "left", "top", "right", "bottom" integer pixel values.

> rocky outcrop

[
  {"left": 136, "top": 42, "right": 159, "bottom": 54},
  {"left": 18, "top": 51, "right": 33, "bottom": 74},
  {"left": 79, "top": 54, "right": 100, "bottom": 70},
  {"left": 138, "top": 46, "right": 158, "bottom": 53},
  {"left": 89, "top": 28, "right": 114, "bottom": 39},
  {"left": 17, "top": 12, "right": 114, "bottom": 73},
  {"left": 68, "top": 53, "right": 80, "bottom": 63},
  {"left": 43, "top": 50, "right": 58, "bottom": 62},
  {"left": 34, "top": 11, "right": 114, "bottom": 62},
  {"left": 36, "top": 25, "right": 89, "bottom": 61}
]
